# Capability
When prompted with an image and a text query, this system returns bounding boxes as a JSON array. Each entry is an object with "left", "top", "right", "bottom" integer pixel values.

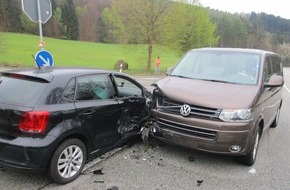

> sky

[{"left": 199, "top": 0, "right": 290, "bottom": 19}]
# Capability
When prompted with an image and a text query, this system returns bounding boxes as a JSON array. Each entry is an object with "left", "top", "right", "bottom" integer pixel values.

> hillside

[
  {"left": 0, "top": 32, "right": 180, "bottom": 72},
  {"left": 1, "top": 0, "right": 290, "bottom": 65}
]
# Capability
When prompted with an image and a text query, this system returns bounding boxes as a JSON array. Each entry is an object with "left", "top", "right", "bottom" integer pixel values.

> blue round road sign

[{"left": 35, "top": 50, "right": 54, "bottom": 67}]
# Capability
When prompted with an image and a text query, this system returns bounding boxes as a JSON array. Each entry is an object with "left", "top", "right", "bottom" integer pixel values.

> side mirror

[
  {"left": 165, "top": 67, "right": 174, "bottom": 76},
  {"left": 264, "top": 75, "right": 284, "bottom": 87}
]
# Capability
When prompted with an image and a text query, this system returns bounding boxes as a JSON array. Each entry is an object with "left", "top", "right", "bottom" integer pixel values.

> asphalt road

[{"left": 1, "top": 69, "right": 290, "bottom": 190}]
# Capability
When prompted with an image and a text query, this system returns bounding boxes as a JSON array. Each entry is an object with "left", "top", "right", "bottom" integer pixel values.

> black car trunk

[
  {"left": 0, "top": 104, "right": 33, "bottom": 138},
  {"left": 0, "top": 73, "right": 49, "bottom": 138}
]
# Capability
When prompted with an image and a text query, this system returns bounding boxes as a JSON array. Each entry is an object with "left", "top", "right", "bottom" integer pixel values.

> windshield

[{"left": 171, "top": 50, "right": 261, "bottom": 85}]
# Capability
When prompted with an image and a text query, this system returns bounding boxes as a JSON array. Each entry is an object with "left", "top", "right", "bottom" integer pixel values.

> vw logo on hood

[{"left": 180, "top": 104, "right": 191, "bottom": 116}]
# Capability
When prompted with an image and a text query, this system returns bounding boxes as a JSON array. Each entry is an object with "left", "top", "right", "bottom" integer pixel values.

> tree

[
  {"left": 232, "top": 16, "right": 248, "bottom": 48},
  {"left": 76, "top": 5, "right": 88, "bottom": 40},
  {"left": 0, "top": 0, "right": 22, "bottom": 32},
  {"left": 61, "top": 0, "right": 79, "bottom": 40},
  {"left": 97, "top": 13, "right": 108, "bottom": 43},
  {"left": 20, "top": 13, "right": 38, "bottom": 34},
  {"left": 276, "top": 43, "right": 290, "bottom": 67},
  {"left": 108, "top": 0, "right": 172, "bottom": 70},
  {"left": 247, "top": 18, "right": 272, "bottom": 50},
  {"left": 164, "top": 1, "right": 218, "bottom": 52},
  {"left": 0, "top": 33, "right": 4, "bottom": 54},
  {"left": 212, "top": 13, "right": 248, "bottom": 48},
  {"left": 100, "top": 7, "right": 127, "bottom": 43},
  {"left": 43, "top": 0, "right": 64, "bottom": 38}
]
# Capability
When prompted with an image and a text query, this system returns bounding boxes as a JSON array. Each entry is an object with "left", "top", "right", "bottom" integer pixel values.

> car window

[
  {"left": 265, "top": 56, "right": 272, "bottom": 82},
  {"left": 0, "top": 75, "right": 48, "bottom": 106},
  {"left": 271, "top": 56, "right": 282, "bottom": 76},
  {"left": 62, "top": 78, "right": 76, "bottom": 101},
  {"left": 46, "top": 78, "right": 76, "bottom": 104},
  {"left": 76, "top": 74, "right": 114, "bottom": 101},
  {"left": 263, "top": 55, "right": 283, "bottom": 83},
  {"left": 114, "top": 75, "right": 142, "bottom": 97}
]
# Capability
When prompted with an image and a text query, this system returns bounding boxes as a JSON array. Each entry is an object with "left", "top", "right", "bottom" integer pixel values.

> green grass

[{"left": 0, "top": 32, "right": 181, "bottom": 74}]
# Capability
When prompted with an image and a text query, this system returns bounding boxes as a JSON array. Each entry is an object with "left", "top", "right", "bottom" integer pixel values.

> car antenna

[{"left": 31, "top": 54, "right": 41, "bottom": 69}]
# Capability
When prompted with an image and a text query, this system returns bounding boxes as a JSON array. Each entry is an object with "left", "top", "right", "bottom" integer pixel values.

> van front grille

[{"left": 157, "top": 98, "right": 221, "bottom": 120}]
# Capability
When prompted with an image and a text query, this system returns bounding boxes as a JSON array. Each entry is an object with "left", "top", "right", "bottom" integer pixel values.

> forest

[{"left": 1, "top": 0, "right": 290, "bottom": 67}]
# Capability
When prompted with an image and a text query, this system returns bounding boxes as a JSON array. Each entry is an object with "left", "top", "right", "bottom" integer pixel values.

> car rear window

[{"left": 0, "top": 74, "right": 49, "bottom": 107}]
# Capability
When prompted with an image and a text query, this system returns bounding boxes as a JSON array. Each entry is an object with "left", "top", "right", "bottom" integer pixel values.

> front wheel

[
  {"left": 238, "top": 128, "right": 260, "bottom": 166},
  {"left": 48, "top": 138, "right": 87, "bottom": 184}
]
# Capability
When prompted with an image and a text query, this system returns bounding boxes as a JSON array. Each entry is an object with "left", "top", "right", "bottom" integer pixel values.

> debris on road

[
  {"left": 197, "top": 180, "right": 204, "bottom": 186},
  {"left": 141, "top": 126, "right": 151, "bottom": 143},
  {"left": 107, "top": 186, "right": 119, "bottom": 190},
  {"left": 93, "top": 168, "right": 104, "bottom": 175},
  {"left": 189, "top": 156, "right": 195, "bottom": 162},
  {"left": 94, "top": 180, "right": 105, "bottom": 183},
  {"left": 157, "top": 162, "right": 165, "bottom": 167}
]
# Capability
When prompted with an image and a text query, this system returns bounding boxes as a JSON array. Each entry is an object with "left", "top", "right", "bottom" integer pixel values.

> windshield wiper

[
  {"left": 170, "top": 75, "right": 190, "bottom": 79},
  {"left": 202, "top": 79, "right": 236, "bottom": 84}
]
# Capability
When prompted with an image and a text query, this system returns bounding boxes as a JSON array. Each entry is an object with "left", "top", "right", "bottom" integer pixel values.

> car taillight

[{"left": 18, "top": 111, "right": 50, "bottom": 134}]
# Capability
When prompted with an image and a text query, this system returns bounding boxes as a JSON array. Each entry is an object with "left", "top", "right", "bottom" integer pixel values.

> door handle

[
  {"left": 81, "top": 110, "right": 95, "bottom": 116},
  {"left": 129, "top": 99, "right": 140, "bottom": 103}
]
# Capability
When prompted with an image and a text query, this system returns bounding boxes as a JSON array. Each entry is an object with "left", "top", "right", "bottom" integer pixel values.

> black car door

[
  {"left": 112, "top": 74, "right": 148, "bottom": 138},
  {"left": 74, "top": 74, "right": 122, "bottom": 150}
]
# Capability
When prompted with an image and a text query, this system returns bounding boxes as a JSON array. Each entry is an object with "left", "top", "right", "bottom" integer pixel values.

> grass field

[{"left": 0, "top": 32, "right": 181, "bottom": 75}]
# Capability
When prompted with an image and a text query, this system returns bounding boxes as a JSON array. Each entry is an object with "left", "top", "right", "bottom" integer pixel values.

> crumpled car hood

[{"left": 155, "top": 77, "right": 260, "bottom": 109}]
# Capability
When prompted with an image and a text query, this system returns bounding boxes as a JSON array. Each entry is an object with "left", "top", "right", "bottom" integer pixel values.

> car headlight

[{"left": 219, "top": 109, "right": 252, "bottom": 122}]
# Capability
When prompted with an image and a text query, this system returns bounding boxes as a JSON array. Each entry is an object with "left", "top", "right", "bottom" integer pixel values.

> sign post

[
  {"left": 22, "top": 0, "right": 53, "bottom": 67},
  {"left": 21, "top": 0, "right": 52, "bottom": 50},
  {"left": 37, "top": 0, "right": 43, "bottom": 47}
]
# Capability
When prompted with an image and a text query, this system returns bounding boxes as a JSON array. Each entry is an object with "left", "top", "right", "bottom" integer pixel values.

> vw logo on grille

[{"left": 180, "top": 104, "right": 191, "bottom": 116}]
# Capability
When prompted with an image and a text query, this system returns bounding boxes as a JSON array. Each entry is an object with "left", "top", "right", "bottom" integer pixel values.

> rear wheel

[
  {"left": 270, "top": 107, "right": 281, "bottom": 128},
  {"left": 48, "top": 139, "right": 86, "bottom": 184},
  {"left": 238, "top": 128, "right": 260, "bottom": 166}
]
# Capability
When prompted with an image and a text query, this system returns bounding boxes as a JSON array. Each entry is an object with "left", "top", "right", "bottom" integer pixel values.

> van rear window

[{"left": 0, "top": 75, "right": 48, "bottom": 106}]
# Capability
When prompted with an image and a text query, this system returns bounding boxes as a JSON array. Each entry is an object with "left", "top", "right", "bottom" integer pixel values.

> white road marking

[
  {"left": 284, "top": 85, "right": 290, "bottom": 93},
  {"left": 248, "top": 168, "right": 256, "bottom": 174}
]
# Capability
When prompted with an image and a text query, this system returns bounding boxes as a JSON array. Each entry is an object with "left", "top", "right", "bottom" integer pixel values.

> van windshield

[{"left": 171, "top": 50, "right": 261, "bottom": 85}]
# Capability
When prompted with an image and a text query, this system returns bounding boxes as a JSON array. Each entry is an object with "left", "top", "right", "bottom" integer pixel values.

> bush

[{"left": 114, "top": 60, "right": 128, "bottom": 70}]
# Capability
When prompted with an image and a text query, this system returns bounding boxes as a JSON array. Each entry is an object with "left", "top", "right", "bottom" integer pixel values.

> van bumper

[{"left": 151, "top": 110, "right": 254, "bottom": 155}]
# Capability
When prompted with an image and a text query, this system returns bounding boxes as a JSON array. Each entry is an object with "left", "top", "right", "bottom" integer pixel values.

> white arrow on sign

[
  {"left": 39, "top": 55, "right": 50, "bottom": 66},
  {"left": 35, "top": 50, "right": 54, "bottom": 67}
]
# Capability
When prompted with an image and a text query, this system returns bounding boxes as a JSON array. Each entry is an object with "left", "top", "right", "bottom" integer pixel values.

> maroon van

[{"left": 151, "top": 48, "right": 284, "bottom": 166}]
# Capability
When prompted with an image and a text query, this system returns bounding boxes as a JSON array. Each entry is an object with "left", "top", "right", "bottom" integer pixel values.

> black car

[{"left": 0, "top": 67, "right": 151, "bottom": 184}]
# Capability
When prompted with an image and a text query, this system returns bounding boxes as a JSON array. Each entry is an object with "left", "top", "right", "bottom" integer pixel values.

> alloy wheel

[{"left": 57, "top": 145, "right": 84, "bottom": 178}]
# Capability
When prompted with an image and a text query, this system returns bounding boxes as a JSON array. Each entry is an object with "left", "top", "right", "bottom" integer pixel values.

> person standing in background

[{"left": 155, "top": 56, "right": 161, "bottom": 76}]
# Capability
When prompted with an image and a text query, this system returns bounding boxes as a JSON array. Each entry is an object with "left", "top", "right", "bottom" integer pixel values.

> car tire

[
  {"left": 270, "top": 107, "right": 281, "bottom": 128},
  {"left": 48, "top": 138, "right": 87, "bottom": 184},
  {"left": 238, "top": 128, "right": 260, "bottom": 166}
]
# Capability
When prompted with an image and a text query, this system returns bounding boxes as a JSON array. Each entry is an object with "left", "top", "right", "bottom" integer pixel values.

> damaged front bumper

[{"left": 150, "top": 110, "right": 253, "bottom": 155}]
